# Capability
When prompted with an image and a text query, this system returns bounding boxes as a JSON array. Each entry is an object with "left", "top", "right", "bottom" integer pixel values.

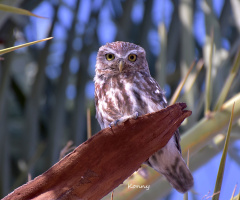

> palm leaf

[
  {"left": 212, "top": 103, "right": 235, "bottom": 200},
  {"left": 0, "top": 37, "right": 53, "bottom": 55},
  {"left": 0, "top": 4, "right": 46, "bottom": 18}
]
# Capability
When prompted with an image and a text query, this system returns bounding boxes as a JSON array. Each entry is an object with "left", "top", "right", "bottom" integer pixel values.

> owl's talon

[
  {"left": 134, "top": 112, "right": 139, "bottom": 119},
  {"left": 114, "top": 119, "right": 120, "bottom": 125},
  {"left": 109, "top": 119, "right": 120, "bottom": 127},
  {"left": 109, "top": 114, "right": 138, "bottom": 128}
]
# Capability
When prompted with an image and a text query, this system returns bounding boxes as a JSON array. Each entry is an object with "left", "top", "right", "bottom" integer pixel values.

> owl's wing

[{"left": 147, "top": 76, "right": 182, "bottom": 154}]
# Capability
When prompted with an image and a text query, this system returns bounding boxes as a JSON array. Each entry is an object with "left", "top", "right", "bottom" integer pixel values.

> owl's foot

[
  {"left": 109, "top": 119, "right": 120, "bottom": 128},
  {"left": 133, "top": 112, "right": 139, "bottom": 119},
  {"left": 109, "top": 112, "right": 139, "bottom": 128}
]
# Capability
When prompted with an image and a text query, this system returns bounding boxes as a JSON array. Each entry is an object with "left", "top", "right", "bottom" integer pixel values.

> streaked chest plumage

[{"left": 94, "top": 72, "right": 167, "bottom": 129}]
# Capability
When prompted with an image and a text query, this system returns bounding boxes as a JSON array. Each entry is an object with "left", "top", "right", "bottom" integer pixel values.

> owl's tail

[{"left": 147, "top": 139, "right": 193, "bottom": 193}]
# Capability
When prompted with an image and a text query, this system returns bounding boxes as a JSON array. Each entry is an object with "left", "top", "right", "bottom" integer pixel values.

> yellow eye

[
  {"left": 105, "top": 54, "right": 115, "bottom": 61},
  {"left": 128, "top": 54, "right": 137, "bottom": 62}
]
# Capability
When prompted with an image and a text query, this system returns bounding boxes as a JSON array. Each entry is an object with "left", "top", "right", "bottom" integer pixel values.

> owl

[{"left": 94, "top": 41, "right": 193, "bottom": 193}]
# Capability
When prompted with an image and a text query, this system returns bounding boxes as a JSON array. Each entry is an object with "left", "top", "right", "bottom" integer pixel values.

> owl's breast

[{"left": 94, "top": 73, "right": 167, "bottom": 128}]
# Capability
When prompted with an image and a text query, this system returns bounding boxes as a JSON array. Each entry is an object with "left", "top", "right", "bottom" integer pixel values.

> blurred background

[{"left": 0, "top": 0, "right": 240, "bottom": 199}]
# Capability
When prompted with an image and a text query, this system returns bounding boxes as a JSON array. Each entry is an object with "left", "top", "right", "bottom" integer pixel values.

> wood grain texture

[{"left": 3, "top": 103, "right": 191, "bottom": 200}]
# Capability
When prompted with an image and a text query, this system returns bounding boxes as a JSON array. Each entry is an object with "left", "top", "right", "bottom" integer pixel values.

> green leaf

[
  {"left": 0, "top": 4, "right": 46, "bottom": 18},
  {"left": 205, "top": 29, "right": 214, "bottom": 115},
  {"left": 212, "top": 103, "right": 235, "bottom": 200},
  {"left": 214, "top": 49, "right": 240, "bottom": 111},
  {"left": 0, "top": 37, "right": 53, "bottom": 55},
  {"left": 169, "top": 60, "right": 196, "bottom": 105},
  {"left": 184, "top": 59, "right": 204, "bottom": 93}
]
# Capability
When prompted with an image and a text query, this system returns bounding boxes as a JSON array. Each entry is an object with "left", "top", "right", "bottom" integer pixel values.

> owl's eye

[
  {"left": 128, "top": 54, "right": 137, "bottom": 62},
  {"left": 105, "top": 54, "right": 115, "bottom": 61}
]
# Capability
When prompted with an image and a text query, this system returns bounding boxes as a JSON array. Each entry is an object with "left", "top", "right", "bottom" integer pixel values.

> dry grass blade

[
  {"left": 231, "top": 190, "right": 240, "bottom": 200},
  {"left": 111, "top": 190, "right": 114, "bottom": 200},
  {"left": 230, "top": 0, "right": 240, "bottom": 33},
  {"left": 59, "top": 141, "right": 75, "bottom": 160},
  {"left": 205, "top": 29, "right": 214, "bottom": 115},
  {"left": 156, "top": 23, "right": 167, "bottom": 86},
  {"left": 212, "top": 102, "right": 235, "bottom": 200},
  {"left": 28, "top": 173, "right": 32, "bottom": 182},
  {"left": 13, "top": 142, "right": 46, "bottom": 189},
  {"left": 0, "top": 37, "right": 53, "bottom": 55},
  {"left": 169, "top": 60, "right": 196, "bottom": 105},
  {"left": 231, "top": 184, "right": 238, "bottom": 200},
  {"left": 0, "top": 4, "right": 47, "bottom": 18},
  {"left": 87, "top": 108, "right": 92, "bottom": 139},
  {"left": 184, "top": 59, "right": 204, "bottom": 93},
  {"left": 202, "top": 191, "right": 220, "bottom": 199},
  {"left": 214, "top": 48, "right": 240, "bottom": 111}
]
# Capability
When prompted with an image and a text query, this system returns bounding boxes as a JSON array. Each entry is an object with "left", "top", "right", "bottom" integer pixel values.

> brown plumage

[{"left": 94, "top": 41, "right": 193, "bottom": 193}]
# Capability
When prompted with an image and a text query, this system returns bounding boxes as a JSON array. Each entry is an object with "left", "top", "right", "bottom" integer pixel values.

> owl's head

[{"left": 95, "top": 41, "right": 150, "bottom": 76}]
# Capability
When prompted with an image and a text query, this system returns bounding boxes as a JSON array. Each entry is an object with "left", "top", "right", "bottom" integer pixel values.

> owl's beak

[{"left": 119, "top": 60, "right": 123, "bottom": 73}]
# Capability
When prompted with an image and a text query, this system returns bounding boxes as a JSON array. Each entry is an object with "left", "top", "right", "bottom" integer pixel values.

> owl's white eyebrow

[
  {"left": 126, "top": 50, "right": 139, "bottom": 54},
  {"left": 102, "top": 47, "right": 118, "bottom": 55},
  {"left": 101, "top": 47, "right": 144, "bottom": 57}
]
